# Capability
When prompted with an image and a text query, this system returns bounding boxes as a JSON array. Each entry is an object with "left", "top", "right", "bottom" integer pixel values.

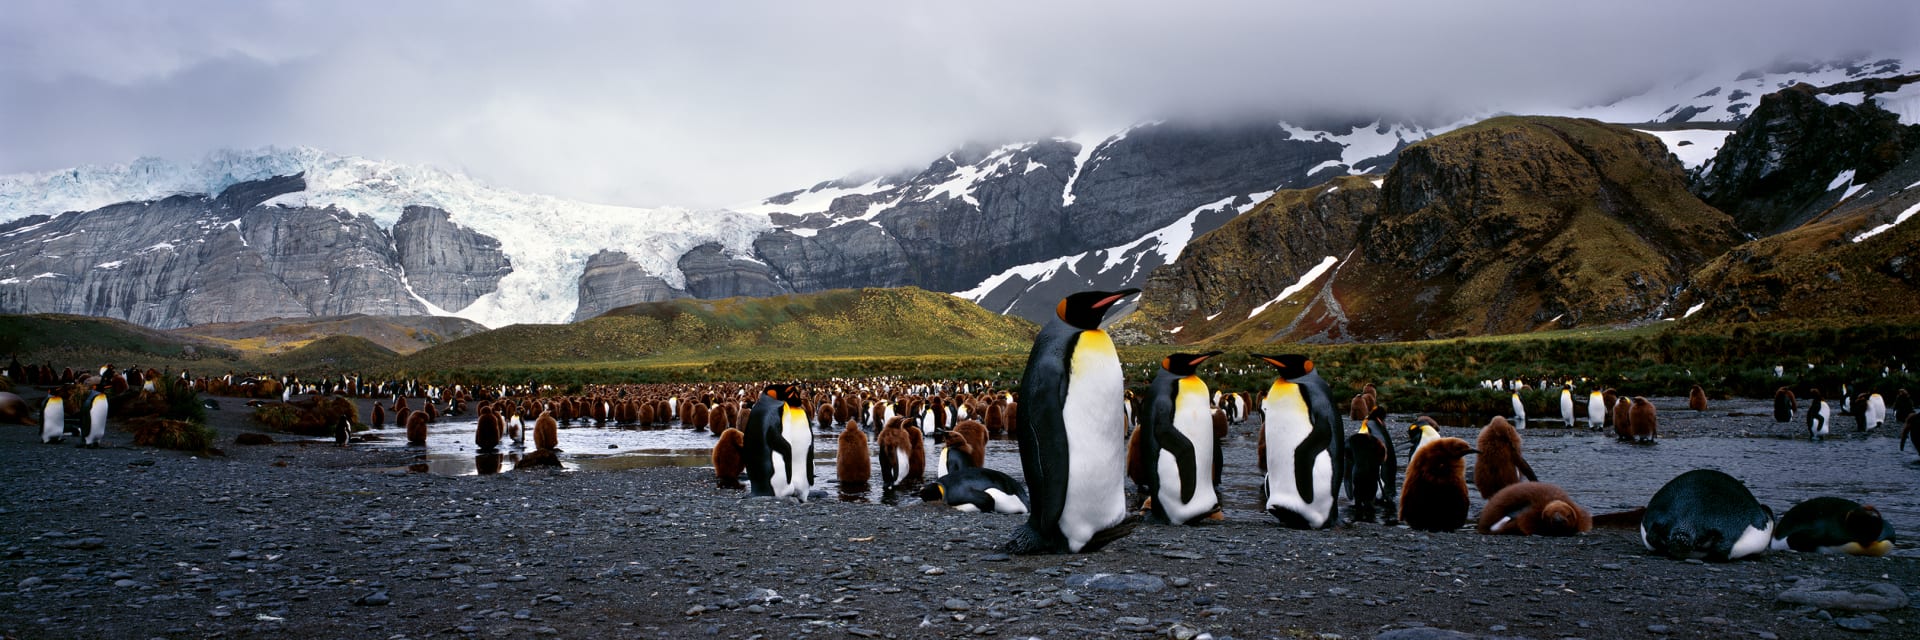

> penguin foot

[{"left": 1000, "top": 524, "right": 1064, "bottom": 555}]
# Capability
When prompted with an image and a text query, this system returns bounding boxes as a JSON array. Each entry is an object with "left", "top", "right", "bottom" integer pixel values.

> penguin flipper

[
  {"left": 1014, "top": 332, "right": 1073, "bottom": 549},
  {"left": 1157, "top": 428, "right": 1200, "bottom": 505},
  {"left": 1079, "top": 515, "right": 1140, "bottom": 553},
  {"left": 1514, "top": 455, "right": 1538, "bottom": 483}
]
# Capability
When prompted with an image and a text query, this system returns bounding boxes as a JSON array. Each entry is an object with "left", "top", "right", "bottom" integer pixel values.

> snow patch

[
  {"left": 734, "top": 178, "right": 889, "bottom": 217},
  {"left": 1279, "top": 121, "right": 1426, "bottom": 173},
  {"left": 1873, "top": 82, "right": 1920, "bottom": 125},
  {"left": 1684, "top": 302, "right": 1706, "bottom": 318},
  {"left": 1247, "top": 256, "right": 1339, "bottom": 318},
  {"left": 1828, "top": 170, "right": 1857, "bottom": 191},
  {"left": 1852, "top": 200, "right": 1920, "bottom": 242},
  {"left": 1060, "top": 126, "right": 1132, "bottom": 207},
  {"left": 1635, "top": 129, "right": 1735, "bottom": 171},
  {"left": 95, "top": 260, "right": 124, "bottom": 270}
]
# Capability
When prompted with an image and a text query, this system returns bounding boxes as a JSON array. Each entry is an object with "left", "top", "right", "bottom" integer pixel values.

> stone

[
  {"left": 1066, "top": 573, "right": 1167, "bottom": 594},
  {"left": 1775, "top": 581, "right": 1910, "bottom": 612},
  {"left": 945, "top": 599, "right": 971, "bottom": 611},
  {"left": 390, "top": 205, "right": 512, "bottom": 311},
  {"left": 571, "top": 250, "right": 688, "bottom": 321},
  {"left": 1374, "top": 629, "right": 1477, "bottom": 640},
  {"left": 1834, "top": 617, "right": 1875, "bottom": 632},
  {"left": 354, "top": 591, "right": 390, "bottom": 606}
]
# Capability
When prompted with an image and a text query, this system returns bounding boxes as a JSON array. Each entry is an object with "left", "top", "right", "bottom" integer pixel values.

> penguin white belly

[
  {"left": 1155, "top": 381, "right": 1218, "bottom": 523},
  {"left": 892, "top": 449, "right": 909, "bottom": 488},
  {"left": 88, "top": 395, "right": 108, "bottom": 445},
  {"left": 1866, "top": 395, "right": 1886, "bottom": 430},
  {"left": 1511, "top": 396, "right": 1526, "bottom": 428},
  {"left": 986, "top": 488, "right": 1029, "bottom": 514},
  {"left": 41, "top": 399, "right": 65, "bottom": 443},
  {"left": 937, "top": 447, "right": 950, "bottom": 480},
  {"left": 1587, "top": 394, "right": 1606, "bottom": 428},
  {"left": 1059, "top": 331, "right": 1127, "bottom": 553},
  {"left": 771, "top": 408, "right": 813, "bottom": 501},
  {"left": 1728, "top": 522, "right": 1774, "bottom": 559},
  {"left": 1262, "top": 386, "right": 1333, "bottom": 528},
  {"left": 1559, "top": 392, "right": 1574, "bottom": 426},
  {"left": 1812, "top": 402, "right": 1831, "bottom": 436}
]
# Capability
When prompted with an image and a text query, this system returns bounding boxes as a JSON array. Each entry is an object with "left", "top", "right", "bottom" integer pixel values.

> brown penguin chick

[
  {"left": 1601, "top": 389, "right": 1618, "bottom": 414},
  {"left": 1477, "top": 482, "right": 1592, "bottom": 536},
  {"left": 534, "top": 411, "right": 559, "bottom": 451},
  {"left": 982, "top": 402, "right": 1004, "bottom": 435},
  {"left": 1399, "top": 437, "right": 1477, "bottom": 532},
  {"left": 1473, "top": 416, "right": 1538, "bottom": 500},
  {"left": 1612, "top": 396, "right": 1632, "bottom": 441},
  {"left": 878, "top": 417, "right": 914, "bottom": 488},
  {"left": 1212, "top": 408, "right": 1229, "bottom": 440},
  {"left": 815, "top": 403, "right": 835, "bottom": 430},
  {"left": 1000, "top": 401, "right": 1019, "bottom": 437},
  {"left": 713, "top": 428, "right": 746, "bottom": 488},
  {"left": 637, "top": 403, "right": 655, "bottom": 426},
  {"left": 905, "top": 419, "right": 927, "bottom": 480},
  {"left": 952, "top": 419, "right": 987, "bottom": 468},
  {"left": 837, "top": 421, "right": 871, "bottom": 486},
  {"left": 405, "top": 410, "right": 428, "bottom": 446},
  {"left": 371, "top": 402, "right": 386, "bottom": 428},
  {"left": 1687, "top": 385, "right": 1708, "bottom": 412},
  {"left": 1350, "top": 393, "right": 1370, "bottom": 421},
  {"left": 423, "top": 401, "right": 438, "bottom": 422},
  {"left": 1628, "top": 397, "right": 1657, "bottom": 443},
  {"left": 942, "top": 431, "right": 979, "bottom": 475},
  {"left": 475, "top": 410, "right": 501, "bottom": 451},
  {"left": 1126, "top": 423, "right": 1151, "bottom": 489},
  {"left": 708, "top": 405, "right": 731, "bottom": 436}
]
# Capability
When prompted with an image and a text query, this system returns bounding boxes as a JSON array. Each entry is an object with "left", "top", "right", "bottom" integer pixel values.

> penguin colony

[{"left": 7, "top": 298, "right": 1908, "bottom": 564}]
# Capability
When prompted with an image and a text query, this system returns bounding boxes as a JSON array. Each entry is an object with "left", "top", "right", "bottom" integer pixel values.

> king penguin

[
  {"left": 41, "top": 395, "right": 66, "bottom": 444},
  {"left": 1002, "top": 289, "right": 1140, "bottom": 555},
  {"left": 1559, "top": 388, "right": 1575, "bottom": 428},
  {"left": 1586, "top": 390, "right": 1607, "bottom": 430},
  {"left": 1139, "top": 351, "right": 1225, "bottom": 526},
  {"left": 1252, "top": 353, "right": 1343, "bottom": 530},
  {"left": 85, "top": 391, "right": 108, "bottom": 447},
  {"left": 1510, "top": 392, "right": 1526, "bottom": 429},
  {"left": 745, "top": 383, "right": 814, "bottom": 502}
]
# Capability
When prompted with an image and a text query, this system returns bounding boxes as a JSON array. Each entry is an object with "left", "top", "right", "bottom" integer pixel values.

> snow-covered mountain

[{"left": 0, "top": 148, "right": 769, "bottom": 327}]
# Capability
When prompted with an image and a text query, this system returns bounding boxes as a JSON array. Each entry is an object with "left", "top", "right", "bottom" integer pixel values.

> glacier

[{"left": 0, "top": 147, "right": 772, "bottom": 328}]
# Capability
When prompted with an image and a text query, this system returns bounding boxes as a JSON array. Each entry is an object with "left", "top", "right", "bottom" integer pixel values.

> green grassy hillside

[
  {"left": 388, "top": 287, "right": 1039, "bottom": 380},
  {"left": 0, "top": 313, "right": 245, "bottom": 372},
  {"left": 254, "top": 335, "right": 402, "bottom": 375}
]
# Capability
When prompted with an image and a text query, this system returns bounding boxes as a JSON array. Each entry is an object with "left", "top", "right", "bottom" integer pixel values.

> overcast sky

[{"left": 1, "top": 0, "right": 1914, "bottom": 208}]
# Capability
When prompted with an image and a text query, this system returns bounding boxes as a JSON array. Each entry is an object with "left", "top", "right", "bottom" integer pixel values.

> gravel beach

[{"left": 2, "top": 392, "right": 1916, "bottom": 640}]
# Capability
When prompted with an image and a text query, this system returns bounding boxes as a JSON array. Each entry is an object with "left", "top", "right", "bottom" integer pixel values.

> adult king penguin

[
  {"left": 1252, "top": 353, "right": 1343, "bottom": 529},
  {"left": 1003, "top": 289, "right": 1140, "bottom": 555},
  {"left": 745, "top": 383, "right": 814, "bottom": 502},
  {"left": 1139, "top": 351, "right": 1225, "bottom": 526}
]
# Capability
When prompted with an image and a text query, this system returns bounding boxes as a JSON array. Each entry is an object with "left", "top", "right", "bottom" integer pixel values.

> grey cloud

[{"left": 1, "top": 0, "right": 1914, "bottom": 208}]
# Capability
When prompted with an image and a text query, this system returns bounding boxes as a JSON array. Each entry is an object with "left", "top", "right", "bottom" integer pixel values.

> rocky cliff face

[
  {"left": 1695, "top": 77, "right": 1920, "bottom": 235},
  {"left": 0, "top": 174, "right": 512, "bottom": 328},
  {"left": 391, "top": 206, "right": 513, "bottom": 311},
  {"left": 1130, "top": 176, "right": 1378, "bottom": 339},
  {"left": 572, "top": 250, "right": 688, "bottom": 321}
]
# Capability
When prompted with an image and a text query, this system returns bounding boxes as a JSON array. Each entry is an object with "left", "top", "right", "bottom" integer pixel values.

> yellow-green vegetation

[
  {"left": 256, "top": 335, "right": 401, "bottom": 375},
  {"left": 1685, "top": 198, "right": 1920, "bottom": 323},
  {"left": 0, "top": 314, "right": 245, "bottom": 371},
  {"left": 127, "top": 417, "right": 218, "bottom": 452},
  {"left": 172, "top": 314, "right": 487, "bottom": 356},
  {"left": 388, "top": 287, "right": 1038, "bottom": 380},
  {"left": 250, "top": 396, "right": 362, "bottom": 436}
]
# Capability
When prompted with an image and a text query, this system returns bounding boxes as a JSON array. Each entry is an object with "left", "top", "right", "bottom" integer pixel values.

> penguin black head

[
  {"left": 1250, "top": 353, "right": 1314, "bottom": 380},
  {"left": 1845, "top": 505, "right": 1887, "bottom": 544},
  {"left": 1362, "top": 407, "right": 1388, "bottom": 432},
  {"left": 1055, "top": 289, "right": 1140, "bottom": 330},
  {"left": 1160, "top": 351, "right": 1224, "bottom": 377},
  {"left": 764, "top": 383, "right": 805, "bottom": 407}
]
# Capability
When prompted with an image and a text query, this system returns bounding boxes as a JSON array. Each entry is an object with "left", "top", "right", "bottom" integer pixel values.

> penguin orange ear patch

[
  {"left": 1302, "top": 360, "right": 1315, "bottom": 374},
  {"left": 1161, "top": 357, "right": 1172, "bottom": 371},
  {"left": 1055, "top": 299, "right": 1069, "bottom": 321}
]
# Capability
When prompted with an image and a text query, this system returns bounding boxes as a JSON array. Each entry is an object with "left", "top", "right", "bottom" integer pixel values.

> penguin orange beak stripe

[{"left": 1094, "top": 289, "right": 1140, "bottom": 309}]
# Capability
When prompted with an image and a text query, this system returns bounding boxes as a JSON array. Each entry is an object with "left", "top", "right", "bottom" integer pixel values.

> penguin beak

[
  {"left": 1466, "top": 449, "right": 1481, "bottom": 455},
  {"left": 1094, "top": 289, "right": 1141, "bottom": 309}
]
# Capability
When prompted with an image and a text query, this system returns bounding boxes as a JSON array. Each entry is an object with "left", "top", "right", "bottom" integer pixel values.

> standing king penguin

[
  {"left": 1139, "top": 351, "right": 1226, "bottom": 525},
  {"left": 745, "top": 383, "right": 814, "bottom": 502},
  {"left": 1252, "top": 353, "right": 1343, "bottom": 529},
  {"left": 1003, "top": 290, "right": 1140, "bottom": 554}
]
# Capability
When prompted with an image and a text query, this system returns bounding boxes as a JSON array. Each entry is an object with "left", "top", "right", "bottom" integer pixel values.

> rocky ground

[{"left": 1, "top": 393, "right": 1916, "bottom": 640}]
